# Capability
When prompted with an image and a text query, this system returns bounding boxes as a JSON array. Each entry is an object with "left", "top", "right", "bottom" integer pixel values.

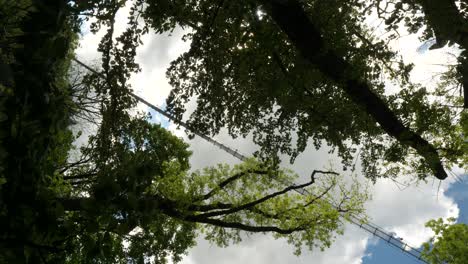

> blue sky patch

[
  {"left": 363, "top": 177, "right": 468, "bottom": 263},
  {"left": 148, "top": 105, "right": 171, "bottom": 128},
  {"left": 445, "top": 176, "right": 468, "bottom": 224}
]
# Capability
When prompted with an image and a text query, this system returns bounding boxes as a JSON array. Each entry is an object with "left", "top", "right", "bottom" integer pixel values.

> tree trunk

[{"left": 262, "top": 0, "right": 448, "bottom": 180}]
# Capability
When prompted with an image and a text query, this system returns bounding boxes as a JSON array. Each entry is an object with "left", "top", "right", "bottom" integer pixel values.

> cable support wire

[{"left": 72, "top": 57, "right": 428, "bottom": 263}]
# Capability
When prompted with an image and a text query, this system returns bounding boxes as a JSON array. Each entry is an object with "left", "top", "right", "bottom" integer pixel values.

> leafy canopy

[
  {"left": 0, "top": 1, "right": 369, "bottom": 262},
  {"left": 3, "top": 0, "right": 467, "bottom": 262},
  {"left": 50, "top": 114, "right": 370, "bottom": 263},
  {"left": 71, "top": 1, "right": 467, "bottom": 181},
  {"left": 422, "top": 218, "right": 468, "bottom": 264},
  {"left": 142, "top": 0, "right": 466, "bottom": 180},
  {"left": 58, "top": 104, "right": 369, "bottom": 262}
]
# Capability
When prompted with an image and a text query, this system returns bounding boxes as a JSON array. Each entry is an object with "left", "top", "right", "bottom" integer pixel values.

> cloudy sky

[{"left": 76, "top": 4, "right": 467, "bottom": 264}]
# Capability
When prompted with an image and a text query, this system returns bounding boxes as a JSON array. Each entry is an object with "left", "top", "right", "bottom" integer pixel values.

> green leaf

[{"left": 0, "top": 112, "right": 7, "bottom": 122}]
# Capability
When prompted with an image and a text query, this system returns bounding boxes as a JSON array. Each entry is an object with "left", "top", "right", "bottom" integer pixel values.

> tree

[
  {"left": 0, "top": 1, "right": 368, "bottom": 262},
  {"left": 58, "top": 116, "right": 368, "bottom": 262},
  {"left": 136, "top": 0, "right": 466, "bottom": 181},
  {"left": 421, "top": 218, "right": 468, "bottom": 264}
]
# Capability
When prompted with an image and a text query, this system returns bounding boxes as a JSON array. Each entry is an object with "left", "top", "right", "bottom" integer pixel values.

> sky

[{"left": 75, "top": 3, "right": 467, "bottom": 264}]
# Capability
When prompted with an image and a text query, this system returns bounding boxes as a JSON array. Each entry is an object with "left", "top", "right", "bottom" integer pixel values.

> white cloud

[
  {"left": 132, "top": 27, "right": 191, "bottom": 113},
  {"left": 392, "top": 33, "right": 459, "bottom": 87},
  {"left": 179, "top": 225, "right": 369, "bottom": 264},
  {"left": 365, "top": 178, "right": 459, "bottom": 247}
]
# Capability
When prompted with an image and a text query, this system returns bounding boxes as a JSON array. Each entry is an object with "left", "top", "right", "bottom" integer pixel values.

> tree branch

[
  {"left": 58, "top": 170, "right": 339, "bottom": 237},
  {"left": 58, "top": 156, "right": 93, "bottom": 174},
  {"left": 132, "top": 197, "right": 289, "bottom": 234},
  {"left": 416, "top": 0, "right": 468, "bottom": 49},
  {"left": 184, "top": 215, "right": 306, "bottom": 234},
  {"left": 196, "top": 178, "right": 316, "bottom": 218},
  {"left": 188, "top": 202, "right": 233, "bottom": 212},
  {"left": 197, "top": 169, "right": 268, "bottom": 201},
  {"left": 262, "top": 0, "right": 448, "bottom": 179},
  {"left": 63, "top": 172, "right": 97, "bottom": 180}
]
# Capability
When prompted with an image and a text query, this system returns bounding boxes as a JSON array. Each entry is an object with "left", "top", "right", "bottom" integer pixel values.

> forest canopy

[
  {"left": 0, "top": 0, "right": 466, "bottom": 263},
  {"left": 73, "top": 0, "right": 467, "bottom": 181}
]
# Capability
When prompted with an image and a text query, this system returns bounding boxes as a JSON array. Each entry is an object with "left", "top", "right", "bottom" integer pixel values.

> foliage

[
  {"left": 63, "top": 2, "right": 466, "bottom": 181},
  {"left": 0, "top": 1, "right": 369, "bottom": 263},
  {"left": 131, "top": 0, "right": 465, "bottom": 181},
  {"left": 0, "top": 0, "right": 82, "bottom": 261},
  {"left": 31, "top": 110, "right": 369, "bottom": 263},
  {"left": 57, "top": 119, "right": 198, "bottom": 263},
  {"left": 2, "top": 0, "right": 466, "bottom": 262},
  {"left": 0, "top": 0, "right": 34, "bottom": 64},
  {"left": 422, "top": 218, "right": 468, "bottom": 264}
]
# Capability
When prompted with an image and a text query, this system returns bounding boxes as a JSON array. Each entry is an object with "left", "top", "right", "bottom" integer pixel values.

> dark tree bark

[
  {"left": 417, "top": 0, "right": 468, "bottom": 49},
  {"left": 262, "top": 0, "right": 448, "bottom": 180},
  {"left": 416, "top": 0, "right": 468, "bottom": 108}
]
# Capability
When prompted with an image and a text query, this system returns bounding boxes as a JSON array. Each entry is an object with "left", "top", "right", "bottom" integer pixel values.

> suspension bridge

[{"left": 72, "top": 57, "right": 429, "bottom": 263}]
